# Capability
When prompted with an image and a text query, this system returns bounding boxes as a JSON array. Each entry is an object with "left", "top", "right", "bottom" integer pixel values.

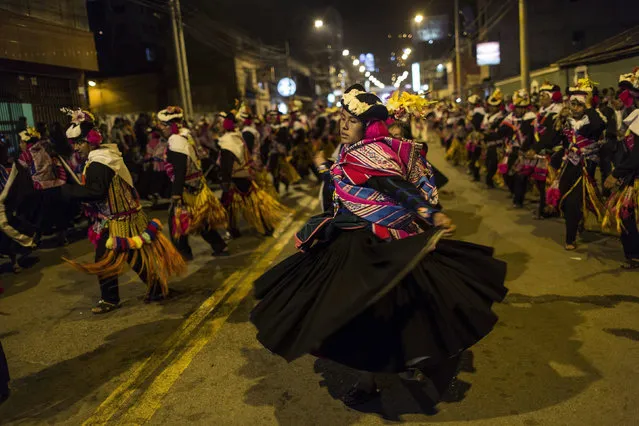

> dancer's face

[
  {"left": 339, "top": 109, "right": 365, "bottom": 144},
  {"left": 570, "top": 101, "right": 586, "bottom": 119},
  {"left": 158, "top": 122, "right": 172, "bottom": 138},
  {"left": 539, "top": 92, "right": 552, "bottom": 108},
  {"left": 514, "top": 106, "right": 527, "bottom": 118},
  {"left": 388, "top": 125, "right": 403, "bottom": 139},
  {"left": 75, "top": 141, "right": 90, "bottom": 157}
]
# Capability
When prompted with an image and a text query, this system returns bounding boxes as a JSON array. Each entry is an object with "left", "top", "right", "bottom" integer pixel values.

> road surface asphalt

[{"left": 1, "top": 145, "right": 638, "bottom": 425}]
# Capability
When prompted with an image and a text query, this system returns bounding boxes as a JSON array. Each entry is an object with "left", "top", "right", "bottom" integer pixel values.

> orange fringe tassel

[
  {"left": 445, "top": 137, "right": 466, "bottom": 166},
  {"left": 254, "top": 169, "right": 279, "bottom": 200},
  {"left": 64, "top": 224, "right": 186, "bottom": 297},
  {"left": 602, "top": 178, "right": 639, "bottom": 233},
  {"left": 280, "top": 158, "right": 301, "bottom": 184},
  {"left": 229, "top": 182, "right": 290, "bottom": 235},
  {"left": 183, "top": 179, "right": 228, "bottom": 233}
]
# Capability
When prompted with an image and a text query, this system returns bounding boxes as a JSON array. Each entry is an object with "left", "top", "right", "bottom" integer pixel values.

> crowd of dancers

[
  {"left": 396, "top": 70, "right": 638, "bottom": 267},
  {"left": 2, "top": 68, "right": 638, "bottom": 409},
  {"left": 0, "top": 101, "right": 343, "bottom": 307}
]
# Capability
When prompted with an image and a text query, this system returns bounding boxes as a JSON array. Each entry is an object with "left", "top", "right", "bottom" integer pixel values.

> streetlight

[
  {"left": 88, "top": 80, "right": 97, "bottom": 87},
  {"left": 342, "top": 49, "right": 349, "bottom": 56},
  {"left": 365, "top": 71, "right": 371, "bottom": 77},
  {"left": 314, "top": 19, "right": 324, "bottom": 29},
  {"left": 414, "top": 14, "right": 424, "bottom": 24},
  {"left": 359, "top": 65, "right": 366, "bottom": 73},
  {"left": 353, "top": 59, "right": 359, "bottom": 66}
]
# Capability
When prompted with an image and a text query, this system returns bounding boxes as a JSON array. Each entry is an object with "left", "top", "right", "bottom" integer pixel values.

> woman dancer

[
  {"left": 62, "top": 109, "right": 186, "bottom": 314},
  {"left": 546, "top": 80, "right": 605, "bottom": 250},
  {"left": 251, "top": 85, "right": 507, "bottom": 407},
  {"left": 158, "top": 106, "right": 229, "bottom": 259}
]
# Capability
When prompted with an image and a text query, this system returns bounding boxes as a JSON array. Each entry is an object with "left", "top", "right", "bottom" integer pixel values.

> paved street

[{"left": 2, "top": 145, "right": 639, "bottom": 425}]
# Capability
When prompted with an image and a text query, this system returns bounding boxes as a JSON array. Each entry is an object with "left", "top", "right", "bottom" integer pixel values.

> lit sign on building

[
  {"left": 476, "top": 42, "right": 501, "bottom": 66},
  {"left": 277, "top": 78, "right": 297, "bottom": 97},
  {"left": 411, "top": 63, "right": 421, "bottom": 94}
]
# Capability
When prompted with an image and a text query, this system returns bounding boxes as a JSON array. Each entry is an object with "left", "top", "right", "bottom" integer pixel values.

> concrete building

[
  {"left": 483, "top": 0, "right": 639, "bottom": 83},
  {"left": 495, "top": 26, "right": 639, "bottom": 97},
  {"left": 0, "top": 0, "right": 98, "bottom": 140}
]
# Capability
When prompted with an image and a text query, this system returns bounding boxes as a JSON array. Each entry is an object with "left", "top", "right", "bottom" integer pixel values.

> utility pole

[
  {"left": 170, "top": 0, "right": 193, "bottom": 117},
  {"left": 454, "top": 0, "right": 462, "bottom": 99},
  {"left": 170, "top": 0, "right": 187, "bottom": 113},
  {"left": 285, "top": 40, "right": 291, "bottom": 78},
  {"left": 519, "top": 0, "right": 530, "bottom": 91}
]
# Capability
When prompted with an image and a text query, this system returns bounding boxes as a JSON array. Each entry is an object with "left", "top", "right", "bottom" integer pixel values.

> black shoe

[
  {"left": 180, "top": 251, "right": 194, "bottom": 261},
  {"left": 340, "top": 386, "right": 381, "bottom": 407}
]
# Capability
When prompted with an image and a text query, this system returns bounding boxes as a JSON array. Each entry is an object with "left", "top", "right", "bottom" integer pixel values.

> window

[
  {"left": 145, "top": 47, "right": 156, "bottom": 62},
  {"left": 573, "top": 65, "right": 589, "bottom": 84}
]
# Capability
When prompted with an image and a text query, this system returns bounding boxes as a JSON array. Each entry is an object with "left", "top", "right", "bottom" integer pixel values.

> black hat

[{"left": 341, "top": 84, "right": 389, "bottom": 122}]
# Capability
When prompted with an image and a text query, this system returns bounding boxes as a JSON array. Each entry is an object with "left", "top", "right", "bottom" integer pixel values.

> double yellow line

[{"left": 83, "top": 196, "right": 319, "bottom": 425}]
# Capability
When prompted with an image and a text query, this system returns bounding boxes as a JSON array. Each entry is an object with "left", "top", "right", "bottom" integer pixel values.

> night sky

[{"left": 192, "top": 0, "right": 469, "bottom": 61}]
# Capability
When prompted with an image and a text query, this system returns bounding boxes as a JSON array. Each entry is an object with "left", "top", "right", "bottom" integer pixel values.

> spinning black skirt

[{"left": 251, "top": 227, "right": 507, "bottom": 373}]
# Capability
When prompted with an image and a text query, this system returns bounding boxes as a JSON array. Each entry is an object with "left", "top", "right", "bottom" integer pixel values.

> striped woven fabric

[{"left": 331, "top": 137, "right": 434, "bottom": 237}]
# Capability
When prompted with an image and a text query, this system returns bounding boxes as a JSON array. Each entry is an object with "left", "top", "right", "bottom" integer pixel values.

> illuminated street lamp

[
  {"left": 359, "top": 65, "right": 366, "bottom": 73},
  {"left": 414, "top": 14, "right": 424, "bottom": 24},
  {"left": 365, "top": 71, "right": 371, "bottom": 77},
  {"left": 353, "top": 59, "right": 360, "bottom": 66},
  {"left": 88, "top": 80, "right": 97, "bottom": 87},
  {"left": 342, "top": 49, "right": 349, "bottom": 56},
  {"left": 314, "top": 19, "right": 324, "bottom": 29}
]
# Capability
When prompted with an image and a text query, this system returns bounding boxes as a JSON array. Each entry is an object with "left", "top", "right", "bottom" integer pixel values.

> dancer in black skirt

[{"left": 251, "top": 84, "right": 507, "bottom": 407}]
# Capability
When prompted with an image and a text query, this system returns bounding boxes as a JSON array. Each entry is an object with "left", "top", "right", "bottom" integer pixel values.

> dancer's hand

[
  {"left": 604, "top": 174, "right": 618, "bottom": 190},
  {"left": 431, "top": 212, "right": 456, "bottom": 236}
]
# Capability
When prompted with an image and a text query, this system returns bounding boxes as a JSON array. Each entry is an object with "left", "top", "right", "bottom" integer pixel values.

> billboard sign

[{"left": 476, "top": 42, "right": 500, "bottom": 66}]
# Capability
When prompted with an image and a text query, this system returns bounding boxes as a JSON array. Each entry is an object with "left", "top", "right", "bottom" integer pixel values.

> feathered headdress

[
  {"left": 487, "top": 88, "right": 504, "bottom": 106},
  {"left": 539, "top": 82, "right": 563, "bottom": 103},
  {"left": 619, "top": 67, "right": 639, "bottom": 99},
  {"left": 467, "top": 94, "right": 481, "bottom": 106},
  {"left": 289, "top": 99, "right": 303, "bottom": 114},
  {"left": 341, "top": 84, "right": 388, "bottom": 121},
  {"left": 61, "top": 107, "right": 97, "bottom": 140},
  {"left": 237, "top": 102, "right": 253, "bottom": 121},
  {"left": 157, "top": 106, "right": 184, "bottom": 123},
  {"left": 512, "top": 89, "right": 531, "bottom": 107},
  {"left": 569, "top": 78, "right": 597, "bottom": 107},
  {"left": 19, "top": 127, "right": 41, "bottom": 144},
  {"left": 386, "top": 91, "right": 436, "bottom": 119}
]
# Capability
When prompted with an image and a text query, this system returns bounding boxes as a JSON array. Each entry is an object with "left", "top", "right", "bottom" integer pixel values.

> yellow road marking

[
  {"left": 117, "top": 203, "right": 315, "bottom": 424},
  {"left": 82, "top": 196, "right": 316, "bottom": 425}
]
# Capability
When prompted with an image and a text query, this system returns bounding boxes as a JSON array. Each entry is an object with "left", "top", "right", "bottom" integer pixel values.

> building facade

[
  {"left": 0, "top": 0, "right": 97, "bottom": 145},
  {"left": 483, "top": 0, "right": 639, "bottom": 83}
]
